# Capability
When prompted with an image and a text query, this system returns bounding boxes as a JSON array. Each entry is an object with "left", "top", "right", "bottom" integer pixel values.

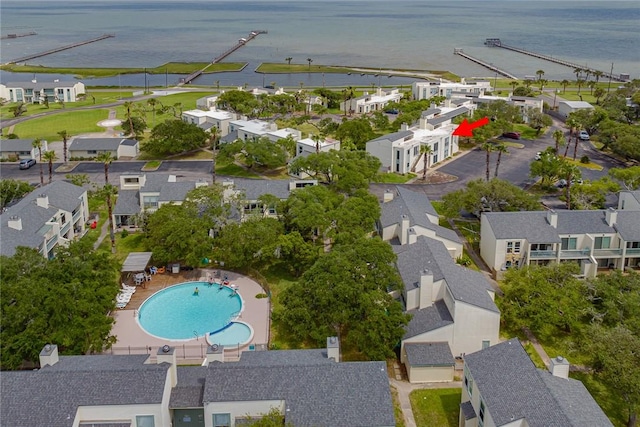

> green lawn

[
  {"left": 376, "top": 173, "right": 416, "bottom": 184},
  {"left": 513, "top": 124, "right": 543, "bottom": 140},
  {"left": 0, "top": 63, "right": 245, "bottom": 78},
  {"left": 12, "top": 109, "right": 108, "bottom": 141},
  {"left": 215, "top": 158, "right": 260, "bottom": 178},
  {"left": 257, "top": 63, "right": 361, "bottom": 74},
  {"left": 410, "top": 388, "right": 461, "bottom": 427}
]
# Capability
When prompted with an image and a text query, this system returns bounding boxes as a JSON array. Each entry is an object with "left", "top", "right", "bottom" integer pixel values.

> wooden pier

[
  {"left": 453, "top": 48, "right": 517, "bottom": 80},
  {"left": 179, "top": 30, "right": 267, "bottom": 86},
  {"left": 1, "top": 31, "right": 37, "bottom": 40},
  {"left": 5, "top": 34, "right": 115, "bottom": 64},
  {"left": 484, "top": 38, "right": 626, "bottom": 82}
]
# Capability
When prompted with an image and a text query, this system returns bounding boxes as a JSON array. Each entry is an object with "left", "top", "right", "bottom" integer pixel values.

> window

[
  {"left": 396, "top": 150, "right": 400, "bottom": 160},
  {"left": 482, "top": 340, "right": 490, "bottom": 349},
  {"left": 143, "top": 196, "right": 159, "bottom": 209},
  {"left": 124, "top": 177, "right": 140, "bottom": 184},
  {"left": 561, "top": 237, "right": 577, "bottom": 250},
  {"left": 464, "top": 366, "right": 473, "bottom": 396},
  {"left": 594, "top": 236, "right": 611, "bottom": 249},
  {"left": 413, "top": 146, "right": 419, "bottom": 156},
  {"left": 479, "top": 400, "right": 485, "bottom": 427},
  {"left": 506, "top": 241, "right": 521, "bottom": 254},
  {"left": 87, "top": 150, "right": 97, "bottom": 155},
  {"left": 136, "top": 415, "right": 155, "bottom": 427},
  {"left": 213, "top": 413, "right": 231, "bottom": 427}
]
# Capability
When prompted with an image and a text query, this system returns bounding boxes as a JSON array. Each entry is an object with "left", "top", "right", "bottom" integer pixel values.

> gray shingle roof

[
  {"left": 421, "top": 107, "right": 441, "bottom": 117},
  {"left": 404, "top": 342, "right": 454, "bottom": 367},
  {"left": 203, "top": 360, "right": 395, "bottom": 427},
  {"left": 0, "top": 138, "right": 35, "bottom": 152},
  {"left": 225, "top": 178, "right": 292, "bottom": 200},
  {"left": 464, "top": 339, "right": 612, "bottom": 427},
  {"left": 4, "top": 81, "right": 79, "bottom": 89},
  {"left": 404, "top": 300, "right": 454, "bottom": 339},
  {"left": 460, "top": 401, "right": 477, "bottom": 420},
  {"left": 113, "top": 190, "right": 140, "bottom": 215},
  {"left": 68, "top": 138, "right": 134, "bottom": 152},
  {"left": 395, "top": 236, "right": 498, "bottom": 313},
  {"left": 616, "top": 211, "right": 640, "bottom": 242},
  {"left": 368, "top": 130, "right": 413, "bottom": 144},
  {"left": 170, "top": 366, "right": 207, "bottom": 408},
  {"left": 236, "top": 349, "right": 332, "bottom": 366},
  {"left": 427, "top": 107, "right": 469, "bottom": 126},
  {"left": 380, "top": 185, "right": 460, "bottom": 243},
  {"left": 1, "top": 181, "right": 86, "bottom": 256},
  {"left": 159, "top": 181, "right": 196, "bottom": 202},
  {"left": 0, "top": 355, "right": 169, "bottom": 427}
]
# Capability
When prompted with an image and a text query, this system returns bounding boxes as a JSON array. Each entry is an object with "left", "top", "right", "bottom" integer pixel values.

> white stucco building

[
  {"left": 340, "top": 87, "right": 402, "bottom": 114},
  {"left": 0, "top": 80, "right": 86, "bottom": 103},
  {"left": 182, "top": 109, "right": 237, "bottom": 136},
  {"left": 413, "top": 79, "right": 491, "bottom": 100}
]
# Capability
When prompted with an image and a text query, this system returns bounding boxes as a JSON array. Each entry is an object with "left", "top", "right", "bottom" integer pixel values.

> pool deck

[{"left": 108, "top": 269, "right": 270, "bottom": 360}]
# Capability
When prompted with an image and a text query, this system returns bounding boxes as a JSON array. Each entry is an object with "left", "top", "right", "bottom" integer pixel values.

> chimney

[
  {"left": 605, "top": 207, "right": 617, "bottom": 227},
  {"left": 383, "top": 189, "right": 394, "bottom": 203},
  {"left": 8, "top": 216, "right": 22, "bottom": 231},
  {"left": 419, "top": 269, "right": 434, "bottom": 309},
  {"left": 549, "top": 355, "right": 570, "bottom": 379},
  {"left": 407, "top": 227, "right": 418, "bottom": 245},
  {"left": 39, "top": 344, "right": 59, "bottom": 367},
  {"left": 400, "top": 123, "right": 409, "bottom": 131},
  {"left": 205, "top": 343, "right": 224, "bottom": 365},
  {"left": 157, "top": 345, "right": 178, "bottom": 387},
  {"left": 400, "top": 215, "right": 410, "bottom": 245},
  {"left": 546, "top": 210, "right": 558, "bottom": 228},
  {"left": 327, "top": 336, "right": 340, "bottom": 362},
  {"left": 36, "top": 194, "right": 49, "bottom": 209}
]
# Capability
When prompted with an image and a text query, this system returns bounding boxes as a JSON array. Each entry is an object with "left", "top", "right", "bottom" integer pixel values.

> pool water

[
  {"left": 138, "top": 282, "right": 242, "bottom": 340},
  {"left": 208, "top": 322, "right": 253, "bottom": 347}
]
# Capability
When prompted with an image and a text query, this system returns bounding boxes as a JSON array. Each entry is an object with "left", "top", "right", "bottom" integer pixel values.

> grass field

[
  {"left": 410, "top": 388, "right": 461, "bottom": 427},
  {"left": 376, "top": 173, "right": 416, "bottom": 183},
  {"left": 12, "top": 109, "right": 108, "bottom": 141}
]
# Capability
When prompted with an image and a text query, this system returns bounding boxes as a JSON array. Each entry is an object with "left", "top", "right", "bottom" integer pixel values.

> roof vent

[
  {"left": 162, "top": 344, "right": 171, "bottom": 353},
  {"left": 211, "top": 344, "right": 219, "bottom": 351}
]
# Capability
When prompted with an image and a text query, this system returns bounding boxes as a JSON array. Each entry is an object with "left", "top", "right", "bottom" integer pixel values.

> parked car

[
  {"left": 19, "top": 158, "right": 36, "bottom": 169},
  {"left": 579, "top": 130, "right": 590, "bottom": 141},
  {"left": 556, "top": 178, "right": 583, "bottom": 188},
  {"left": 502, "top": 132, "right": 521, "bottom": 140},
  {"left": 385, "top": 108, "right": 399, "bottom": 114}
]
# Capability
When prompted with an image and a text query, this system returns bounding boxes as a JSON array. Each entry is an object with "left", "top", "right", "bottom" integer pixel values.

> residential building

[
  {"left": 453, "top": 93, "right": 544, "bottom": 122},
  {"left": 113, "top": 174, "right": 208, "bottom": 228},
  {"left": 413, "top": 79, "right": 491, "bottom": 101},
  {"left": 294, "top": 136, "right": 341, "bottom": 158},
  {"left": 0, "top": 138, "right": 48, "bottom": 160},
  {"left": 0, "top": 80, "right": 85, "bottom": 104},
  {"left": 618, "top": 190, "right": 640, "bottom": 211},
  {"left": 226, "top": 118, "right": 301, "bottom": 143},
  {"left": 67, "top": 137, "right": 139, "bottom": 159},
  {"left": 557, "top": 100, "right": 594, "bottom": 118},
  {"left": 480, "top": 208, "right": 640, "bottom": 278},
  {"left": 1, "top": 181, "right": 89, "bottom": 258},
  {"left": 340, "top": 87, "right": 403, "bottom": 114},
  {"left": 196, "top": 95, "right": 219, "bottom": 110},
  {"left": 460, "top": 338, "right": 612, "bottom": 427},
  {"left": 375, "top": 186, "right": 499, "bottom": 383},
  {"left": 182, "top": 109, "right": 237, "bottom": 136},
  {"left": 366, "top": 102, "right": 471, "bottom": 174},
  {"left": 1, "top": 341, "right": 395, "bottom": 427}
]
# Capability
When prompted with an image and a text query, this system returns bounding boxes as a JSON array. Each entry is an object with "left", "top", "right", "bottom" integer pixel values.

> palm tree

[
  {"left": 553, "top": 129, "right": 565, "bottom": 154},
  {"left": 560, "top": 79, "right": 570, "bottom": 93},
  {"left": 481, "top": 142, "right": 494, "bottom": 182},
  {"left": 493, "top": 143, "right": 508, "bottom": 178},
  {"left": 509, "top": 81, "right": 519, "bottom": 92},
  {"left": 102, "top": 183, "right": 118, "bottom": 253},
  {"left": 96, "top": 152, "right": 114, "bottom": 184},
  {"left": 342, "top": 86, "right": 355, "bottom": 117},
  {"left": 588, "top": 81, "right": 596, "bottom": 95},
  {"left": 593, "top": 70, "right": 603, "bottom": 83},
  {"left": 42, "top": 150, "right": 58, "bottom": 184},
  {"left": 583, "top": 69, "right": 591, "bottom": 82},
  {"left": 147, "top": 98, "right": 158, "bottom": 127},
  {"left": 538, "top": 79, "right": 547, "bottom": 91},
  {"left": 420, "top": 145, "right": 433, "bottom": 180},
  {"left": 576, "top": 79, "right": 585, "bottom": 96},
  {"left": 306, "top": 57, "right": 313, "bottom": 70},
  {"left": 32, "top": 138, "right": 44, "bottom": 185},
  {"left": 594, "top": 87, "right": 606, "bottom": 105},
  {"left": 209, "top": 127, "right": 221, "bottom": 183},
  {"left": 535, "top": 69, "right": 545, "bottom": 81},
  {"left": 285, "top": 57, "right": 293, "bottom": 66},
  {"left": 57, "top": 130, "right": 70, "bottom": 163},
  {"left": 559, "top": 162, "right": 581, "bottom": 210},
  {"left": 573, "top": 67, "right": 582, "bottom": 81},
  {"left": 123, "top": 101, "right": 135, "bottom": 137},
  {"left": 564, "top": 118, "right": 577, "bottom": 157}
]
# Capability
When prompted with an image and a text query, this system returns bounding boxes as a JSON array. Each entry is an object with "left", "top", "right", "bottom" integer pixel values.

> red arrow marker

[{"left": 452, "top": 117, "right": 490, "bottom": 137}]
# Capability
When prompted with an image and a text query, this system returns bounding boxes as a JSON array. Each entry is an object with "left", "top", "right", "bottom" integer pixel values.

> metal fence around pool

[{"left": 106, "top": 342, "right": 268, "bottom": 362}]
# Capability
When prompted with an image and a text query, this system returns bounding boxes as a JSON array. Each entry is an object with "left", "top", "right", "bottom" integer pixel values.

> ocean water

[{"left": 1, "top": 0, "right": 638, "bottom": 85}]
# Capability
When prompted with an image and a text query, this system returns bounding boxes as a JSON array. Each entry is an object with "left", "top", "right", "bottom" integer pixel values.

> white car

[{"left": 579, "top": 130, "right": 590, "bottom": 141}]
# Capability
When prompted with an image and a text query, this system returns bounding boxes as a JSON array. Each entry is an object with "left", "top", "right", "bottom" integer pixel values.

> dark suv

[{"left": 19, "top": 158, "right": 36, "bottom": 169}]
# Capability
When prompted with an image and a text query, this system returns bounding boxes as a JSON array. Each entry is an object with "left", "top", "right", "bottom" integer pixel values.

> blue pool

[
  {"left": 208, "top": 321, "right": 253, "bottom": 347},
  {"left": 138, "top": 282, "right": 243, "bottom": 340}
]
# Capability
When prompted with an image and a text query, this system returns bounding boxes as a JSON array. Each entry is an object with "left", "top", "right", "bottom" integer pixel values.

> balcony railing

[
  {"left": 72, "top": 209, "right": 82, "bottom": 222},
  {"left": 529, "top": 250, "right": 558, "bottom": 259},
  {"left": 559, "top": 249, "right": 591, "bottom": 258},
  {"left": 593, "top": 248, "right": 622, "bottom": 257},
  {"left": 625, "top": 248, "right": 640, "bottom": 256},
  {"left": 46, "top": 234, "right": 58, "bottom": 248}
]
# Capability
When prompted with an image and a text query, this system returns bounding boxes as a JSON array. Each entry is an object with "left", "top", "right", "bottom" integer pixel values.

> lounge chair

[{"left": 116, "top": 302, "right": 128, "bottom": 309}]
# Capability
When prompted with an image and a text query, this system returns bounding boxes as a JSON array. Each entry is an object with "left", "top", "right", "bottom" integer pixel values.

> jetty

[
  {"left": 1, "top": 31, "right": 37, "bottom": 40},
  {"left": 453, "top": 48, "right": 517, "bottom": 79},
  {"left": 5, "top": 34, "right": 115, "bottom": 65},
  {"left": 179, "top": 30, "right": 267, "bottom": 86},
  {"left": 484, "top": 38, "right": 626, "bottom": 82}
]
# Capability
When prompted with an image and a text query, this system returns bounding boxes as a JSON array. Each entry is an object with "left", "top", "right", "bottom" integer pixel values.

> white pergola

[{"left": 121, "top": 252, "right": 153, "bottom": 273}]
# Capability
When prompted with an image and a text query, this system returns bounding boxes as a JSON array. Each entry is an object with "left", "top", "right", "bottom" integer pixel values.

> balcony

[
  {"left": 593, "top": 248, "right": 622, "bottom": 257},
  {"left": 559, "top": 248, "right": 591, "bottom": 259},
  {"left": 72, "top": 209, "right": 82, "bottom": 222},
  {"left": 529, "top": 250, "right": 558, "bottom": 259},
  {"left": 625, "top": 248, "right": 640, "bottom": 256},
  {"left": 46, "top": 234, "right": 58, "bottom": 248}
]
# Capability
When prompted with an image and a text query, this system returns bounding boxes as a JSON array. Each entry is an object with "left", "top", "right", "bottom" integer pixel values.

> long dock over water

[
  {"left": 179, "top": 30, "right": 267, "bottom": 86},
  {"left": 1, "top": 31, "right": 37, "bottom": 40},
  {"left": 5, "top": 34, "right": 115, "bottom": 65},
  {"left": 484, "top": 38, "right": 626, "bottom": 82},
  {"left": 453, "top": 48, "right": 517, "bottom": 79}
]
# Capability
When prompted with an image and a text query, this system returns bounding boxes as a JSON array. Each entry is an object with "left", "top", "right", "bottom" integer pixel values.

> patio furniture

[{"left": 156, "top": 266, "right": 166, "bottom": 274}]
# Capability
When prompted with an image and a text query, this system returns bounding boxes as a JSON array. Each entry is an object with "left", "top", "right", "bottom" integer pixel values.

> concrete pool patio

[{"left": 107, "top": 268, "right": 270, "bottom": 362}]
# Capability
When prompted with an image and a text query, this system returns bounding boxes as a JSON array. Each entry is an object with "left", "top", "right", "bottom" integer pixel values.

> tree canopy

[
  {"left": 142, "top": 119, "right": 208, "bottom": 156},
  {"left": 0, "top": 241, "right": 120, "bottom": 369},
  {"left": 0, "top": 179, "right": 32, "bottom": 209}
]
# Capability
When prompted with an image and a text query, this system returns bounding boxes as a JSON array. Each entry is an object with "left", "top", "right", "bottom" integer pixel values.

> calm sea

[{"left": 1, "top": 0, "right": 638, "bottom": 86}]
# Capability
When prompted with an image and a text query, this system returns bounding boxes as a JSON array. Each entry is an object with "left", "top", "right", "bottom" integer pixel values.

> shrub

[
  {"left": 456, "top": 254, "right": 472, "bottom": 266},
  {"left": 120, "top": 229, "right": 129, "bottom": 238},
  {"left": 580, "top": 155, "right": 590, "bottom": 164},
  {"left": 255, "top": 293, "right": 268, "bottom": 299}
]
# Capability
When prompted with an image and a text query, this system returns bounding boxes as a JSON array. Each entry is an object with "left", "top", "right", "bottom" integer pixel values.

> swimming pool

[
  {"left": 138, "top": 281, "right": 243, "bottom": 340},
  {"left": 207, "top": 321, "right": 253, "bottom": 347}
]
